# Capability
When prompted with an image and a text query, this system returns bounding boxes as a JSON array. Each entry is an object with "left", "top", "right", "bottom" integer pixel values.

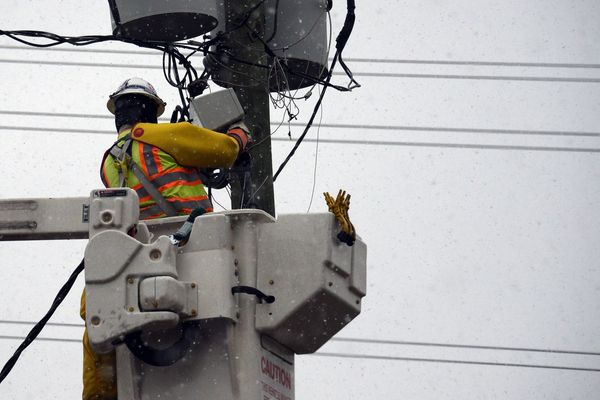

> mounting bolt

[
  {"left": 191, "top": 309, "right": 198, "bottom": 317},
  {"left": 91, "top": 316, "right": 101, "bottom": 326},
  {"left": 149, "top": 249, "right": 162, "bottom": 260},
  {"left": 269, "top": 280, "right": 274, "bottom": 285},
  {"left": 191, "top": 282, "right": 196, "bottom": 289},
  {"left": 128, "top": 306, "right": 134, "bottom": 312},
  {"left": 127, "top": 277, "right": 134, "bottom": 284},
  {"left": 101, "top": 211, "right": 113, "bottom": 224}
]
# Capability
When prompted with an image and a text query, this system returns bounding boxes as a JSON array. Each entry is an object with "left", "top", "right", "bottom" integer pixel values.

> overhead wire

[
  {"left": 272, "top": 50, "right": 341, "bottom": 181},
  {"left": 273, "top": 137, "right": 600, "bottom": 153},
  {"left": 1, "top": 125, "right": 599, "bottom": 153},
  {"left": 1, "top": 334, "right": 599, "bottom": 373},
  {"left": 329, "top": 337, "right": 600, "bottom": 357},
  {"left": 2, "top": 57, "right": 600, "bottom": 84},
  {"left": 0, "top": 110, "right": 598, "bottom": 138},
  {"left": 0, "top": 259, "right": 84, "bottom": 383},
  {"left": 2, "top": 319, "right": 600, "bottom": 357},
  {"left": 2, "top": 55, "right": 598, "bottom": 83},
  {"left": 0, "top": 335, "right": 80, "bottom": 344},
  {"left": 0, "top": 320, "right": 82, "bottom": 328},
  {"left": 306, "top": 85, "right": 323, "bottom": 213},
  {"left": 353, "top": 72, "right": 600, "bottom": 83},
  {"left": 311, "top": 352, "right": 600, "bottom": 373},
  {"left": 0, "top": 30, "right": 215, "bottom": 116},
  {"left": 3, "top": 44, "right": 600, "bottom": 70}
]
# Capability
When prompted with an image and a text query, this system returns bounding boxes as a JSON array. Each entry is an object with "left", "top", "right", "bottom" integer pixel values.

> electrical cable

[
  {"left": 272, "top": 0, "right": 361, "bottom": 181},
  {"left": 0, "top": 335, "right": 80, "bottom": 344},
  {"left": 0, "top": 29, "right": 215, "bottom": 117},
  {"left": 273, "top": 137, "right": 600, "bottom": 153},
  {"left": 267, "top": 10, "right": 332, "bottom": 127},
  {"left": 342, "top": 58, "right": 600, "bottom": 69},
  {"left": 2, "top": 57, "right": 598, "bottom": 83},
  {"left": 1, "top": 334, "right": 599, "bottom": 373},
  {"left": 329, "top": 337, "right": 600, "bottom": 357},
  {"left": 349, "top": 72, "right": 600, "bottom": 84},
  {"left": 311, "top": 352, "right": 600, "bottom": 373},
  {"left": 4, "top": 45, "right": 600, "bottom": 70},
  {"left": 265, "top": 0, "right": 280, "bottom": 43},
  {"left": 210, "top": 193, "right": 229, "bottom": 211},
  {"left": 0, "top": 320, "right": 83, "bottom": 328},
  {"left": 1, "top": 125, "right": 600, "bottom": 153},
  {"left": 0, "top": 58, "right": 163, "bottom": 69},
  {"left": 244, "top": 174, "right": 271, "bottom": 206},
  {"left": 0, "top": 259, "right": 84, "bottom": 384},
  {"left": 3, "top": 319, "right": 600, "bottom": 357},
  {"left": 306, "top": 85, "right": 323, "bottom": 213},
  {"left": 272, "top": 51, "right": 339, "bottom": 182},
  {"left": 1, "top": 110, "right": 599, "bottom": 138}
]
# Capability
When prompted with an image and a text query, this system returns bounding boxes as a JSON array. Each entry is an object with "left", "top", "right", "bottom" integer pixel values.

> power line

[
  {"left": 0, "top": 58, "right": 162, "bottom": 70},
  {"left": 278, "top": 138, "right": 600, "bottom": 153},
  {"left": 312, "top": 352, "right": 600, "bottom": 373},
  {"left": 3, "top": 44, "right": 600, "bottom": 69},
  {"left": 1, "top": 125, "right": 599, "bottom": 153},
  {"left": 330, "top": 337, "right": 600, "bottom": 357},
  {"left": 286, "top": 123, "right": 600, "bottom": 138},
  {"left": 1, "top": 334, "right": 599, "bottom": 373},
  {"left": 0, "top": 335, "right": 79, "bottom": 344},
  {"left": 0, "top": 110, "right": 131, "bottom": 120},
  {"left": 2, "top": 320, "right": 599, "bottom": 358},
  {"left": 343, "top": 58, "right": 600, "bottom": 70},
  {"left": 0, "top": 58, "right": 599, "bottom": 83},
  {"left": 353, "top": 72, "right": 600, "bottom": 84},
  {"left": 0, "top": 125, "right": 111, "bottom": 135},
  {"left": 1, "top": 110, "right": 598, "bottom": 138},
  {"left": 0, "top": 319, "right": 82, "bottom": 328},
  {"left": 0, "top": 44, "right": 155, "bottom": 56}
]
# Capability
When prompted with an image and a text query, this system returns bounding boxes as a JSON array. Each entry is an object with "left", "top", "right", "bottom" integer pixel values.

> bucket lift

[{"left": 0, "top": 188, "right": 366, "bottom": 399}]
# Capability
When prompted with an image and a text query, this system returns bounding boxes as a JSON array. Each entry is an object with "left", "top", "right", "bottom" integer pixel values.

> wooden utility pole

[{"left": 221, "top": 1, "right": 275, "bottom": 217}]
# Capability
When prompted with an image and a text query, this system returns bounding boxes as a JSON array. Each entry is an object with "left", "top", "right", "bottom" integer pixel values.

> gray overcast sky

[{"left": 0, "top": 1, "right": 599, "bottom": 399}]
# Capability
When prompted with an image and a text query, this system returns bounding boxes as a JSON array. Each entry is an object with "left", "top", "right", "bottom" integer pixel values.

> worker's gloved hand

[{"left": 226, "top": 121, "right": 251, "bottom": 154}]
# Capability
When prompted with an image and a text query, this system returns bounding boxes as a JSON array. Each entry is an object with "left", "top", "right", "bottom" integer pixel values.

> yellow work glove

[{"left": 324, "top": 189, "right": 356, "bottom": 246}]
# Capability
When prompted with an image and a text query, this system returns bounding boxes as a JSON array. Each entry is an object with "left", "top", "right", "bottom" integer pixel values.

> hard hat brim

[{"left": 107, "top": 91, "right": 166, "bottom": 117}]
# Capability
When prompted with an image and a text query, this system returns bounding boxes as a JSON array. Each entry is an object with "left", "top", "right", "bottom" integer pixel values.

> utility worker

[{"left": 80, "top": 77, "right": 250, "bottom": 400}]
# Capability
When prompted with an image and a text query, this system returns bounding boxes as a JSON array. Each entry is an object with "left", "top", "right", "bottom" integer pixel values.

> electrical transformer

[
  {"left": 209, "top": 0, "right": 329, "bottom": 92},
  {"left": 264, "top": 0, "right": 330, "bottom": 91},
  {"left": 108, "top": 0, "right": 219, "bottom": 42}
]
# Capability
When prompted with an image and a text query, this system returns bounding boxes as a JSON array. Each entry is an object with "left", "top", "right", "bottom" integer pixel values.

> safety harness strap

[{"left": 109, "top": 141, "right": 178, "bottom": 218}]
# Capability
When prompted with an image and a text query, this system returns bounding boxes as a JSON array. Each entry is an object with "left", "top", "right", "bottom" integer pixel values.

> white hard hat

[{"left": 107, "top": 77, "right": 166, "bottom": 117}]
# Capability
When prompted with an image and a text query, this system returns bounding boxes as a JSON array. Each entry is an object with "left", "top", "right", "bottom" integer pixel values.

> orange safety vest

[{"left": 101, "top": 130, "right": 214, "bottom": 220}]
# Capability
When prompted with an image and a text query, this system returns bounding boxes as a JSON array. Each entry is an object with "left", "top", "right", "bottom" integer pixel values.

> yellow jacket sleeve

[{"left": 131, "top": 122, "right": 240, "bottom": 168}]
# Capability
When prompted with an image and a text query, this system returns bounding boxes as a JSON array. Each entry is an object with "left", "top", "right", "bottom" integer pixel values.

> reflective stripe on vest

[{"left": 101, "top": 134, "right": 213, "bottom": 220}]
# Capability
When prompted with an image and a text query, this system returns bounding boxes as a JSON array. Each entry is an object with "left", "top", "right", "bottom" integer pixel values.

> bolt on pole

[{"left": 222, "top": 0, "right": 276, "bottom": 217}]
